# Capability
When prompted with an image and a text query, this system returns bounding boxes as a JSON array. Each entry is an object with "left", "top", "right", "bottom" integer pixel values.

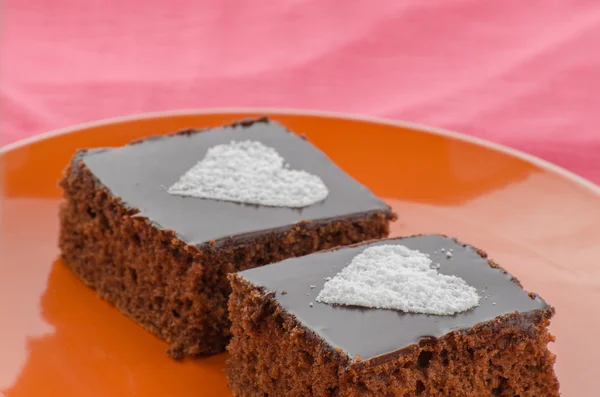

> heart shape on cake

[
  {"left": 316, "top": 245, "right": 480, "bottom": 315},
  {"left": 168, "top": 140, "right": 329, "bottom": 208}
]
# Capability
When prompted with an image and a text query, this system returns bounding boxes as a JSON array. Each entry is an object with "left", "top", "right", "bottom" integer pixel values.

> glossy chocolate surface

[
  {"left": 239, "top": 235, "right": 549, "bottom": 361},
  {"left": 81, "top": 119, "right": 391, "bottom": 246}
]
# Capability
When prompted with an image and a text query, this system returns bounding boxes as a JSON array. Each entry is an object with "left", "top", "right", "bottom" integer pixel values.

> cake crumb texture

[
  {"left": 58, "top": 157, "right": 392, "bottom": 358},
  {"left": 227, "top": 275, "right": 559, "bottom": 397}
]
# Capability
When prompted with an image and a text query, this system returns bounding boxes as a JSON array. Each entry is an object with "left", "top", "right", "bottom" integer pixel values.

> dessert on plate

[
  {"left": 58, "top": 117, "right": 394, "bottom": 358},
  {"left": 227, "top": 235, "right": 559, "bottom": 396}
]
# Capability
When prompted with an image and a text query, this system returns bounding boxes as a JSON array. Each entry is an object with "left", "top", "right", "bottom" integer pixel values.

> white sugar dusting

[
  {"left": 316, "top": 245, "right": 480, "bottom": 315},
  {"left": 168, "top": 140, "right": 329, "bottom": 207}
]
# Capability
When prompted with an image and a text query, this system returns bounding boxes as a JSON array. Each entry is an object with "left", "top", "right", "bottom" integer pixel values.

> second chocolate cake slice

[
  {"left": 227, "top": 235, "right": 558, "bottom": 396},
  {"left": 58, "top": 117, "right": 394, "bottom": 358}
]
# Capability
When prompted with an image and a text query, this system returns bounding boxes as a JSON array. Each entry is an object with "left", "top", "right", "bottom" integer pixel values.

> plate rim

[{"left": 2, "top": 107, "right": 598, "bottom": 197}]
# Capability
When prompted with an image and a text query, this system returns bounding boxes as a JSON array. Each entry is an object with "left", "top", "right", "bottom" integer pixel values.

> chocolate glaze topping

[
  {"left": 81, "top": 118, "right": 392, "bottom": 247},
  {"left": 239, "top": 235, "right": 549, "bottom": 362}
]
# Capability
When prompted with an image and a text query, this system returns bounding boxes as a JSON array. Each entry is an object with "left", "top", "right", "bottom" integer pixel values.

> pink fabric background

[{"left": 2, "top": 0, "right": 599, "bottom": 183}]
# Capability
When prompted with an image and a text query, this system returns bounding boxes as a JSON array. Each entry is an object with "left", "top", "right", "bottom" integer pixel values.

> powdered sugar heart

[
  {"left": 167, "top": 140, "right": 329, "bottom": 208},
  {"left": 316, "top": 245, "right": 480, "bottom": 315}
]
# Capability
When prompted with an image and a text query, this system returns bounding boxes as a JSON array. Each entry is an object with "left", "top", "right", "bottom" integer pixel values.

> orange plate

[{"left": 1, "top": 110, "right": 599, "bottom": 396}]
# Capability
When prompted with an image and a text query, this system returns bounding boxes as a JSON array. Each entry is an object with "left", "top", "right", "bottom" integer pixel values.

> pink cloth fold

[{"left": 2, "top": 0, "right": 599, "bottom": 183}]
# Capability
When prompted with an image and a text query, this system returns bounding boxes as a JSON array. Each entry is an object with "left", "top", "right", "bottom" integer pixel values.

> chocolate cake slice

[
  {"left": 58, "top": 117, "right": 394, "bottom": 358},
  {"left": 227, "top": 235, "right": 559, "bottom": 396}
]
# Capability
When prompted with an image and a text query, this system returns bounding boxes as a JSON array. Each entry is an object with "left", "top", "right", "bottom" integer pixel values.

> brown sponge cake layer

[{"left": 59, "top": 156, "right": 392, "bottom": 358}]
